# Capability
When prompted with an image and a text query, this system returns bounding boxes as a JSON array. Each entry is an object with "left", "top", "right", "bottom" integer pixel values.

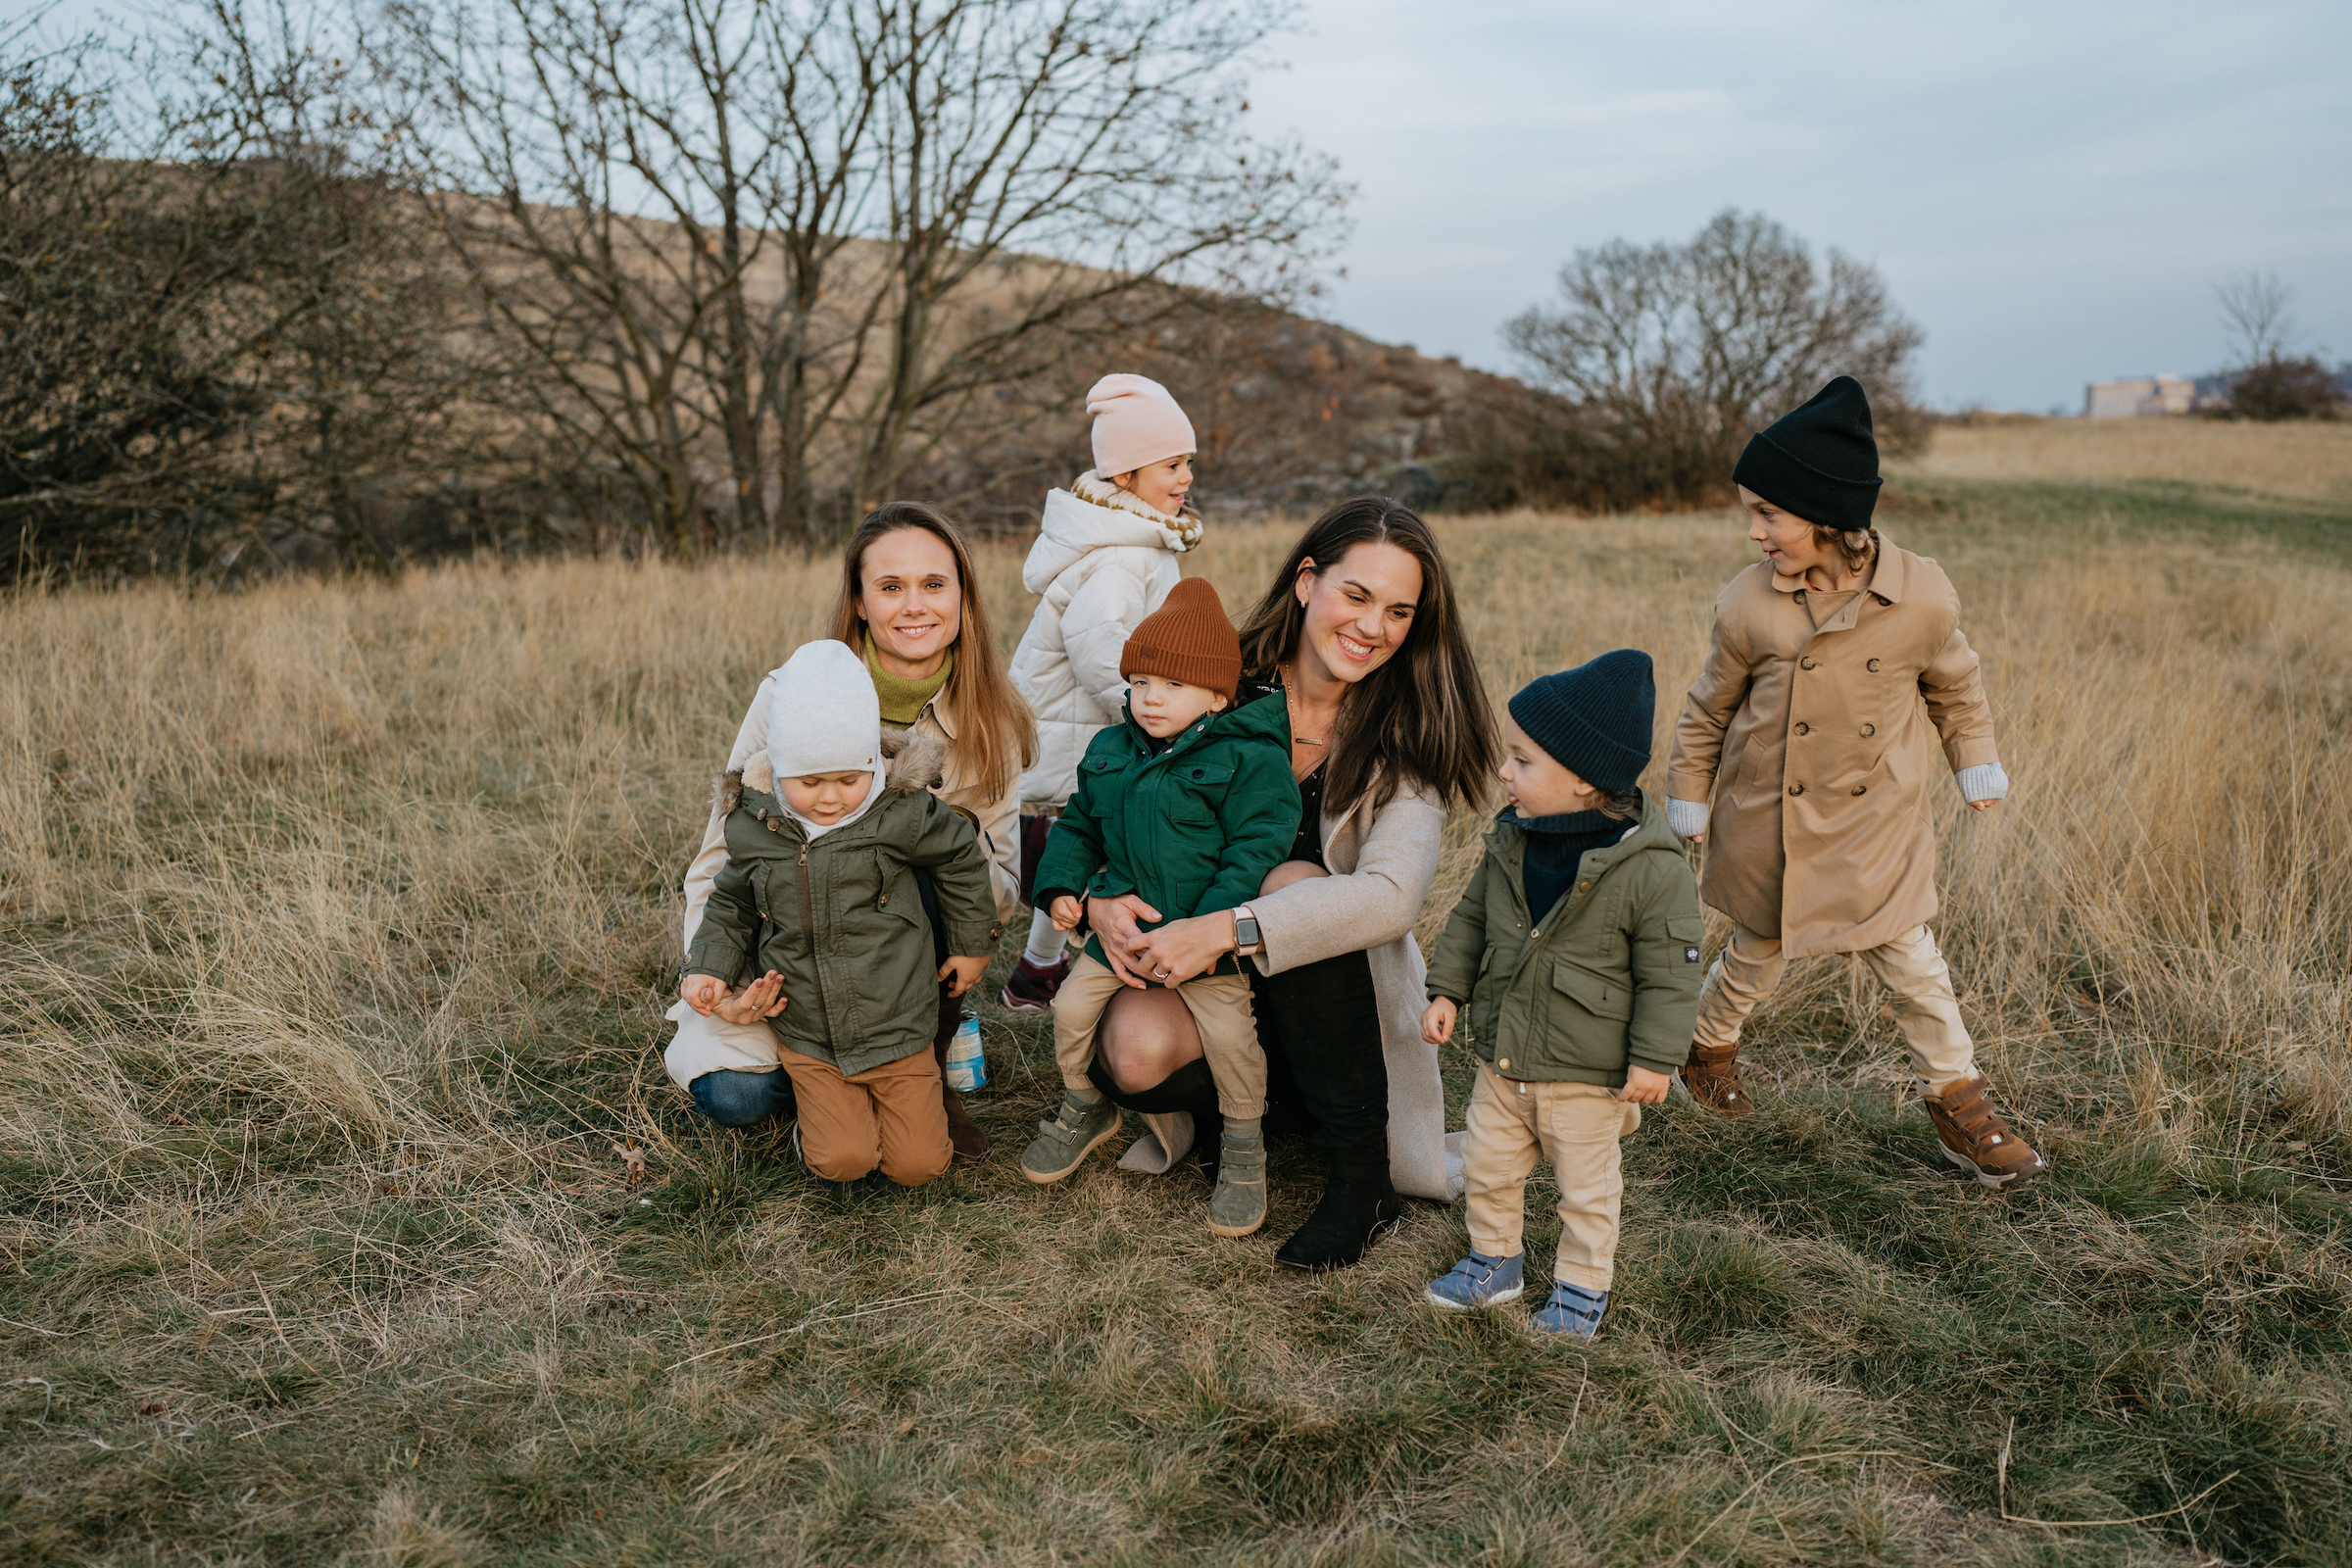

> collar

[
  {"left": 1503, "top": 806, "right": 1632, "bottom": 839},
  {"left": 1767, "top": 527, "right": 1905, "bottom": 605}
]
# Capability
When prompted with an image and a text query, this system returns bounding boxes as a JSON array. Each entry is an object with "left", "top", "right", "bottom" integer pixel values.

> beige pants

[
  {"left": 1053, "top": 952, "right": 1265, "bottom": 1118},
  {"left": 777, "top": 1047, "right": 952, "bottom": 1188},
  {"left": 1691, "top": 921, "right": 1977, "bottom": 1088},
  {"left": 1463, "top": 1063, "right": 1641, "bottom": 1292}
]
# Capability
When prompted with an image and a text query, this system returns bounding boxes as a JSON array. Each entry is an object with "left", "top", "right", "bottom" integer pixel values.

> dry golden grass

[
  {"left": 4, "top": 437, "right": 2351, "bottom": 1563},
  {"left": 1900, "top": 416, "right": 2352, "bottom": 503}
]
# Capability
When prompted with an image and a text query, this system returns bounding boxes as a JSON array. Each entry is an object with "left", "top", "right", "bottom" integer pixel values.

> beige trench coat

[{"left": 1666, "top": 534, "right": 2000, "bottom": 959}]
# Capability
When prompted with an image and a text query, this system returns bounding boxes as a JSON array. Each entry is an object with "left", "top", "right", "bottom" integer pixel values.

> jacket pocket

[
  {"left": 1551, "top": 960, "right": 1634, "bottom": 1021},
  {"left": 1168, "top": 760, "right": 1235, "bottom": 824}
]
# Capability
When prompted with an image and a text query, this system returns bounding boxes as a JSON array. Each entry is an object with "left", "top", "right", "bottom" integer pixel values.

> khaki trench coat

[{"left": 1666, "top": 534, "right": 2000, "bottom": 958}]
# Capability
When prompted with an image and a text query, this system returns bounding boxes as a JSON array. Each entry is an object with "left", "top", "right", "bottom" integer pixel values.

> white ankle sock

[{"left": 1024, "top": 908, "right": 1067, "bottom": 967}]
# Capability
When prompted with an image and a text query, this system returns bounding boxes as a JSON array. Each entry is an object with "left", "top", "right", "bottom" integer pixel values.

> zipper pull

[{"left": 798, "top": 844, "right": 808, "bottom": 867}]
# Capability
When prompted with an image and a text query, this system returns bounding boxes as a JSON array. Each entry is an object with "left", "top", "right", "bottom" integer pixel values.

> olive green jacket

[
  {"left": 684, "top": 729, "right": 1003, "bottom": 1077},
  {"left": 1423, "top": 795, "right": 1705, "bottom": 1087}
]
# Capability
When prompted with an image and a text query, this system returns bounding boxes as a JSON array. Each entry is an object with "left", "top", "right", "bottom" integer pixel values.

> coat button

[
  {"left": 1578, "top": 881, "right": 1591, "bottom": 893},
  {"left": 1861, "top": 723, "right": 1876, "bottom": 737},
  {"left": 1800, "top": 656, "right": 1818, "bottom": 669},
  {"left": 1497, "top": 1057, "right": 1510, "bottom": 1070},
  {"left": 1867, "top": 659, "right": 1883, "bottom": 672},
  {"left": 1788, "top": 783, "right": 1805, "bottom": 796},
  {"left": 1852, "top": 784, "right": 1867, "bottom": 796},
  {"left": 1793, "top": 722, "right": 1810, "bottom": 735}
]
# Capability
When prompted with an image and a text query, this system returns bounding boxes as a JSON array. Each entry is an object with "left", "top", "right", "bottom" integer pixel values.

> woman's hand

[
  {"left": 1616, "top": 1064, "right": 1671, "bottom": 1104},
  {"left": 938, "top": 955, "right": 989, "bottom": 998},
  {"left": 1084, "top": 893, "right": 1161, "bottom": 987},
  {"left": 1128, "top": 910, "right": 1239, "bottom": 988},
  {"left": 711, "top": 971, "right": 788, "bottom": 1024},
  {"left": 1421, "top": 997, "right": 1456, "bottom": 1045}
]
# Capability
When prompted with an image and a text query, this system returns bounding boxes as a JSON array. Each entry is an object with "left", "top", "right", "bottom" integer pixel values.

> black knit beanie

[
  {"left": 1507, "top": 649, "right": 1654, "bottom": 796},
  {"left": 1732, "top": 374, "right": 1882, "bottom": 533}
]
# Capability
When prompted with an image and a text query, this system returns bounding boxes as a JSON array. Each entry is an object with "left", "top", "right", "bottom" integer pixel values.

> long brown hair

[
  {"left": 1237, "top": 497, "right": 1500, "bottom": 813},
  {"left": 830, "top": 502, "right": 1035, "bottom": 804}
]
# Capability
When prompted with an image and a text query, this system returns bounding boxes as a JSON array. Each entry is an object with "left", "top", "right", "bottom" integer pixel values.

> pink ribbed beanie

[{"left": 1086, "top": 373, "right": 1196, "bottom": 476}]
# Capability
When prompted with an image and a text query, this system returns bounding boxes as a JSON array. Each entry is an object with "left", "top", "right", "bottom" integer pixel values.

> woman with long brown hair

[
  {"left": 1082, "top": 496, "right": 1500, "bottom": 1269},
  {"left": 665, "top": 502, "right": 1035, "bottom": 1162}
]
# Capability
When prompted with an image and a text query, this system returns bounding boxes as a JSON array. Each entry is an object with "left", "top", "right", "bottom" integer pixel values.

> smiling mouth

[{"left": 1334, "top": 632, "right": 1375, "bottom": 662}]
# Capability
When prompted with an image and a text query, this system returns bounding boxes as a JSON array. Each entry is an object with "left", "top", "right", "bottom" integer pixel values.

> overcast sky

[{"left": 1246, "top": 0, "right": 2352, "bottom": 411}]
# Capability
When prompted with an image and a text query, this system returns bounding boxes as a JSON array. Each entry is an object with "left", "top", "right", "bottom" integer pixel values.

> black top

[{"left": 1289, "top": 762, "right": 1327, "bottom": 869}]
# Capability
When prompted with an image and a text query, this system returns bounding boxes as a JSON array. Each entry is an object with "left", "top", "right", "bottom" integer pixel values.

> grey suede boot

[{"left": 1206, "top": 1127, "right": 1267, "bottom": 1238}]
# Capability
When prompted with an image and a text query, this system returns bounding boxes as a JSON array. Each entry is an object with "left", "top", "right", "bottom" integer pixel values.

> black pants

[{"left": 1091, "top": 948, "right": 1390, "bottom": 1174}]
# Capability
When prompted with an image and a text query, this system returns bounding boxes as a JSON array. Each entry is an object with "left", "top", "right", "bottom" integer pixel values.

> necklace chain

[{"left": 1281, "top": 664, "right": 1333, "bottom": 748}]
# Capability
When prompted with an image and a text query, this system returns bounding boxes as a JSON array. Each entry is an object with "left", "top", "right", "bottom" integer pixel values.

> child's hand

[
  {"left": 713, "top": 971, "right": 788, "bottom": 1024},
  {"left": 681, "top": 973, "right": 729, "bottom": 1015},
  {"left": 1969, "top": 799, "right": 1999, "bottom": 813},
  {"left": 939, "top": 955, "right": 989, "bottom": 998},
  {"left": 1421, "top": 997, "right": 1457, "bottom": 1046},
  {"left": 1049, "top": 895, "right": 1083, "bottom": 932},
  {"left": 1617, "top": 1063, "right": 1672, "bottom": 1104}
]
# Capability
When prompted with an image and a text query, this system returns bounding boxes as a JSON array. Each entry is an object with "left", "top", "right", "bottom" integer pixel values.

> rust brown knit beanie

[{"left": 1120, "top": 576, "right": 1242, "bottom": 699}]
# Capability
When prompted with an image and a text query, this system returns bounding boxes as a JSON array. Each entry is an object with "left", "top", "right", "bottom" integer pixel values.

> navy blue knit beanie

[
  {"left": 1732, "top": 375, "right": 1882, "bottom": 533},
  {"left": 1507, "top": 649, "right": 1654, "bottom": 796}
]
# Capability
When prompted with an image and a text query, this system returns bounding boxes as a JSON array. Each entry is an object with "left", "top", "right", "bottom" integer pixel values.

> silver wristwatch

[{"left": 1233, "top": 905, "right": 1262, "bottom": 956}]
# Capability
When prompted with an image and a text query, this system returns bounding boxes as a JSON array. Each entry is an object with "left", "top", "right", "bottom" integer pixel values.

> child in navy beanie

[{"left": 1417, "top": 650, "right": 1705, "bottom": 1340}]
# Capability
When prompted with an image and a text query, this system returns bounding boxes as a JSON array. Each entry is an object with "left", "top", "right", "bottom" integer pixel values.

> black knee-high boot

[{"left": 1251, "top": 949, "right": 1401, "bottom": 1270}]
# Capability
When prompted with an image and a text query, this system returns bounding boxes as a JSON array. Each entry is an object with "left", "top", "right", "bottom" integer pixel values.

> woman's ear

[{"left": 1295, "top": 556, "right": 1317, "bottom": 606}]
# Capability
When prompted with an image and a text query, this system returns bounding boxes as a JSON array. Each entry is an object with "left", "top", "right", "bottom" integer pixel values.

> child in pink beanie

[{"left": 1003, "top": 373, "right": 1203, "bottom": 1011}]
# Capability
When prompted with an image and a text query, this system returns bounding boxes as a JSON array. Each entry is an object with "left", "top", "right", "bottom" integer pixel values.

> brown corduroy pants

[{"left": 776, "top": 1046, "right": 952, "bottom": 1187}]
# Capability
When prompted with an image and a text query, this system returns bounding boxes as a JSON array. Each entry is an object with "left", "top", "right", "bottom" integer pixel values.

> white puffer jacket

[{"left": 1008, "top": 470, "right": 1202, "bottom": 808}]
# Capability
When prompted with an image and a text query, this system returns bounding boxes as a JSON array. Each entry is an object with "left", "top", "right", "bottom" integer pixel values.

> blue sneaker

[
  {"left": 1530, "top": 1280, "right": 1609, "bottom": 1340},
  {"left": 1424, "top": 1250, "right": 1526, "bottom": 1310}
]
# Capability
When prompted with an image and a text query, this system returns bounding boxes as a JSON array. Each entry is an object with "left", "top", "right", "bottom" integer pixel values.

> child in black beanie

[
  {"left": 1419, "top": 650, "right": 1704, "bottom": 1340},
  {"left": 1665, "top": 375, "right": 2041, "bottom": 1187}
]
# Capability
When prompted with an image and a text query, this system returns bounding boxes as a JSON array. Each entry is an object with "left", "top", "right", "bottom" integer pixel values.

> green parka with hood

[
  {"left": 1033, "top": 690, "right": 1299, "bottom": 982},
  {"left": 684, "top": 729, "right": 1003, "bottom": 1078},
  {"left": 1424, "top": 794, "right": 1705, "bottom": 1088}
]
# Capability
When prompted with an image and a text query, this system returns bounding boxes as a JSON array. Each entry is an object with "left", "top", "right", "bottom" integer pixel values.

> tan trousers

[
  {"left": 777, "top": 1047, "right": 952, "bottom": 1187},
  {"left": 1462, "top": 1063, "right": 1641, "bottom": 1292},
  {"left": 1691, "top": 921, "right": 1977, "bottom": 1088},
  {"left": 1052, "top": 952, "right": 1266, "bottom": 1118}
]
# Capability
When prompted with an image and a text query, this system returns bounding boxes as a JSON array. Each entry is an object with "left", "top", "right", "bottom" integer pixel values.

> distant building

[
  {"left": 2084, "top": 374, "right": 2196, "bottom": 418},
  {"left": 2084, "top": 371, "right": 2259, "bottom": 417}
]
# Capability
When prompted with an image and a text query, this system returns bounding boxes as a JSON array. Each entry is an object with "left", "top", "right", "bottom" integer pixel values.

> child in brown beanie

[{"left": 1018, "top": 577, "right": 1299, "bottom": 1239}]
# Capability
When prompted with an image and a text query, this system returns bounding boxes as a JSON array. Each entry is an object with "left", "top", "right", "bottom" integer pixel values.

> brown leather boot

[
  {"left": 1676, "top": 1038, "right": 1753, "bottom": 1115},
  {"left": 1925, "top": 1075, "right": 2045, "bottom": 1188}
]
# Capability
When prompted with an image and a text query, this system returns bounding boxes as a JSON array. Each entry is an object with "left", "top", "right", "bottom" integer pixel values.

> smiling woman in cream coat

[{"left": 666, "top": 502, "right": 1030, "bottom": 1163}]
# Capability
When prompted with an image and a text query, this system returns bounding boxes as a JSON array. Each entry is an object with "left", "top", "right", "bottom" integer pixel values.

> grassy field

[{"left": 4, "top": 420, "right": 2350, "bottom": 1565}]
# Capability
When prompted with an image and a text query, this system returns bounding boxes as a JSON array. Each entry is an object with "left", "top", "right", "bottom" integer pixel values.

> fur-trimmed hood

[
  {"left": 1020, "top": 471, "right": 1200, "bottom": 593},
  {"left": 716, "top": 723, "right": 949, "bottom": 817}
]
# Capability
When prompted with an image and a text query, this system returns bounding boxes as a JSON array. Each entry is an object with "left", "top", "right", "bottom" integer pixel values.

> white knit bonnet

[{"left": 765, "top": 640, "right": 886, "bottom": 838}]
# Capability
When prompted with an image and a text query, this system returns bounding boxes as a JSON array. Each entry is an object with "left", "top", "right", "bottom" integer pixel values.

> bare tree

[
  {"left": 1496, "top": 210, "right": 1924, "bottom": 511},
  {"left": 2216, "top": 270, "right": 2295, "bottom": 368},
  {"left": 0, "top": 6, "right": 470, "bottom": 580},
  {"left": 375, "top": 0, "right": 1344, "bottom": 554}
]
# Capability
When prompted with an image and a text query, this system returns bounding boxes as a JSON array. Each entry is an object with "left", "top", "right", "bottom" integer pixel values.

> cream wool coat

[
  {"left": 665, "top": 671, "right": 1020, "bottom": 1091},
  {"left": 1666, "top": 534, "right": 2000, "bottom": 959},
  {"left": 1249, "top": 776, "right": 1467, "bottom": 1202},
  {"left": 1008, "top": 470, "right": 1201, "bottom": 808}
]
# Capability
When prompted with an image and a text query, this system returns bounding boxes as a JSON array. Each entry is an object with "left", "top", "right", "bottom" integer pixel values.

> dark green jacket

[
  {"left": 1034, "top": 689, "right": 1299, "bottom": 982},
  {"left": 684, "top": 730, "right": 1003, "bottom": 1077},
  {"left": 1423, "top": 794, "right": 1704, "bottom": 1087}
]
